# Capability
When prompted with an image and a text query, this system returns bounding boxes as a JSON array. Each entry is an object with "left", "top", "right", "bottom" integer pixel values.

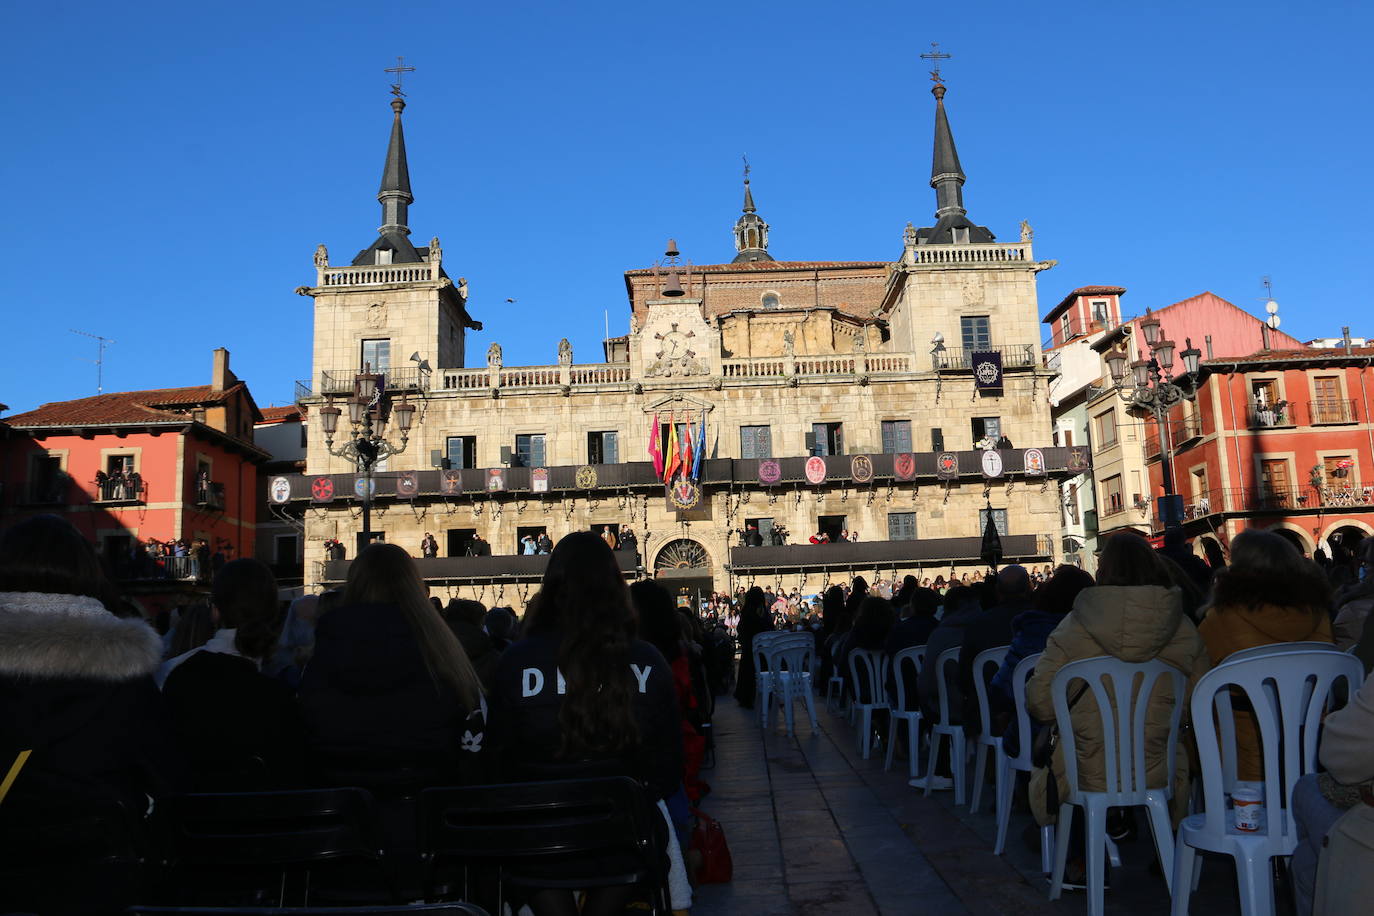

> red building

[
  {"left": 0, "top": 349, "right": 268, "bottom": 599},
  {"left": 1147, "top": 344, "right": 1374, "bottom": 561}
]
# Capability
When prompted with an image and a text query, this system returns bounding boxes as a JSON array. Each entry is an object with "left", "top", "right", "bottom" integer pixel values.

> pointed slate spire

[
  {"left": 911, "top": 84, "right": 994, "bottom": 245},
  {"left": 378, "top": 97, "right": 413, "bottom": 236},
  {"left": 732, "top": 176, "right": 773, "bottom": 263},
  {"left": 930, "top": 85, "right": 966, "bottom": 220}
]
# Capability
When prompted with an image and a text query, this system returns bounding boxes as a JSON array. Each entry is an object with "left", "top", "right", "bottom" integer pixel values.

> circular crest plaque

[
  {"left": 975, "top": 359, "right": 1000, "bottom": 386},
  {"left": 574, "top": 465, "right": 598, "bottom": 489},
  {"left": 668, "top": 478, "right": 702, "bottom": 510},
  {"left": 850, "top": 454, "right": 874, "bottom": 484},
  {"left": 893, "top": 452, "right": 916, "bottom": 481},
  {"left": 758, "top": 459, "right": 782, "bottom": 486},
  {"left": 804, "top": 456, "right": 827, "bottom": 485},
  {"left": 981, "top": 449, "right": 1005, "bottom": 479},
  {"left": 269, "top": 476, "right": 291, "bottom": 504},
  {"left": 311, "top": 476, "right": 334, "bottom": 502}
]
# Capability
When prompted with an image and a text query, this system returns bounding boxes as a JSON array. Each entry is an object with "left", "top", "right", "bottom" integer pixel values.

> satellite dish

[{"left": 1266, "top": 315, "right": 1281, "bottom": 330}]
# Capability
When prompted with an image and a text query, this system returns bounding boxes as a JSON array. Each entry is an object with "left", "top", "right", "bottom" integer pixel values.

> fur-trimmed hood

[
  {"left": 1211, "top": 565, "right": 1332, "bottom": 618},
  {"left": 0, "top": 591, "right": 162, "bottom": 681}
]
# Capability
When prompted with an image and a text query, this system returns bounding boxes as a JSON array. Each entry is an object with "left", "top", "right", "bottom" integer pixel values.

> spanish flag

[{"left": 664, "top": 415, "right": 681, "bottom": 482}]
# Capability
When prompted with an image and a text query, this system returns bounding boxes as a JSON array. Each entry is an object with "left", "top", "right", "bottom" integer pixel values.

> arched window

[{"left": 761, "top": 293, "right": 780, "bottom": 310}]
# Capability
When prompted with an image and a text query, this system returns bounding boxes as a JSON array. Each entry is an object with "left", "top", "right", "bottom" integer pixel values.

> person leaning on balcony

[
  {"left": 0, "top": 514, "right": 186, "bottom": 914},
  {"left": 1197, "top": 529, "right": 1333, "bottom": 782}
]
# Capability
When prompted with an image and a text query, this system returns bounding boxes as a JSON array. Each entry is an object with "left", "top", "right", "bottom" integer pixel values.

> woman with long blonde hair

[{"left": 299, "top": 542, "right": 484, "bottom": 787}]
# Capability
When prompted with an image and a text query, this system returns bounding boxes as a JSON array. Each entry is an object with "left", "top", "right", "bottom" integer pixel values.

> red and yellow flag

[
  {"left": 664, "top": 414, "right": 681, "bottom": 482},
  {"left": 648, "top": 412, "right": 663, "bottom": 478}
]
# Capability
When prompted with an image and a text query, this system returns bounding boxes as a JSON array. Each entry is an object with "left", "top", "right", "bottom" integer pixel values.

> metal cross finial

[
  {"left": 742, "top": 154, "right": 751, "bottom": 184},
  {"left": 920, "top": 42, "right": 952, "bottom": 85},
  {"left": 384, "top": 56, "right": 415, "bottom": 97}
]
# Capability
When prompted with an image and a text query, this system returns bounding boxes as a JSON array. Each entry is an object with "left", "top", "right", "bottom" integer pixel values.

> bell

[
  {"left": 662, "top": 269, "right": 685, "bottom": 297},
  {"left": 665, "top": 238, "right": 680, "bottom": 258}
]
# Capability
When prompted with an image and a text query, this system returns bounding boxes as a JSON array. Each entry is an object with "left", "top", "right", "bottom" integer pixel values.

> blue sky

[{"left": 3, "top": 1, "right": 1371, "bottom": 414}]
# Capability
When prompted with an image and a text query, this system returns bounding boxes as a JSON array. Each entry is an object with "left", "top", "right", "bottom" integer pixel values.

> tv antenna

[{"left": 70, "top": 329, "right": 115, "bottom": 393}]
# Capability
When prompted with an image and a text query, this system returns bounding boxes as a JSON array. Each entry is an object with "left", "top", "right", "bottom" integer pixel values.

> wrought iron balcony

[
  {"left": 933, "top": 345, "right": 1036, "bottom": 371},
  {"left": 319, "top": 367, "right": 430, "bottom": 397},
  {"left": 94, "top": 475, "right": 144, "bottom": 504},
  {"left": 1308, "top": 398, "right": 1358, "bottom": 425},
  {"left": 194, "top": 481, "right": 225, "bottom": 510}
]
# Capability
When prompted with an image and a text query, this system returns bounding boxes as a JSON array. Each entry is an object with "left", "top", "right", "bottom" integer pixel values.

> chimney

[{"left": 211, "top": 348, "right": 232, "bottom": 392}]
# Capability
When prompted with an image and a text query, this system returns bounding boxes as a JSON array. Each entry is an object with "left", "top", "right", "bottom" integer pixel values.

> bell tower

[
  {"left": 298, "top": 84, "right": 481, "bottom": 403},
  {"left": 732, "top": 160, "right": 773, "bottom": 263}
]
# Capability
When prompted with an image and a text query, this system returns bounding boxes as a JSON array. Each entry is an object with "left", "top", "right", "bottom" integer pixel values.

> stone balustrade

[
  {"left": 912, "top": 242, "right": 1029, "bottom": 265},
  {"left": 319, "top": 263, "right": 436, "bottom": 287}
]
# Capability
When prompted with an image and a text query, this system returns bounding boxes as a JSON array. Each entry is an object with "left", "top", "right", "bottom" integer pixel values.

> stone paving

[{"left": 688, "top": 692, "right": 1250, "bottom": 915}]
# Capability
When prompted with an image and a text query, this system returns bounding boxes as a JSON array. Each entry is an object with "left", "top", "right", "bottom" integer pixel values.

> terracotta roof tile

[
  {"left": 7, "top": 384, "right": 242, "bottom": 428},
  {"left": 258, "top": 405, "right": 302, "bottom": 424}
]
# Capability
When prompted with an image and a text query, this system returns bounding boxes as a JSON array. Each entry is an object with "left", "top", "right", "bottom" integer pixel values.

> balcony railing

[
  {"left": 910, "top": 242, "right": 1031, "bottom": 266},
  {"left": 1178, "top": 484, "right": 1374, "bottom": 520},
  {"left": 94, "top": 476, "right": 144, "bottom": 503},
  {"left": 111, "top": 554, "right": 203, "bottom": 582},
  {"left": 934, "top": 345, "right": 1037, "bottom": 371},
  {"left": 319, "top": 263, "right": 435, "bottom": 287},
  {"left": 320, "top": 367, "right": 429, "bottom": 396},
  {"left": 1144, "top": 416, "right": 1203, "bottom": 458},
  {"left": 195, "top": 481, "right": 225, "bottom": 510},
  {"left": 1308, "top": 398, "right": 1358, "bottom": 425},
  {"left": 1247, "top": 402, "right": 1295, "bottom": 429},
  {"left": 21, "top": 480, "right": 67, "bottom": 505}
]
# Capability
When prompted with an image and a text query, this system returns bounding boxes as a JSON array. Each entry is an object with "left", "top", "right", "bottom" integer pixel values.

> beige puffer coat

[{"left": 1027, "top": 585, "right": 1209, "bottom": 826}]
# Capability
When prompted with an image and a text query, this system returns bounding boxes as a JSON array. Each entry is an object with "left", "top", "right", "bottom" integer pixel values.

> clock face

[{"left": 664, "top": 332, "right": 686, "bottom": 358}]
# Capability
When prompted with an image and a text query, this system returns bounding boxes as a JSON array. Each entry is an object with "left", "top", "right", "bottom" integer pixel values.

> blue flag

[{"left": 692, "top": 414, "right": 706, "bottom": 481}]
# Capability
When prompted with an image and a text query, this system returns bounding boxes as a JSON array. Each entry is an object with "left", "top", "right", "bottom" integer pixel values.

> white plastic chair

[
  {"left": 994, "top": 652, "right": 1055, "bottom": 876},
  {"left": 751, "top": 631, "right": 790, "bottom": 727},
  {"left": 1221, "top": 641, "right": 1341, "bottom": 664},
  {"left": 969, "top": 643, "right": 1012, "bottom": 814},
  {"left": 826, "top": 673, "right": 847, "bottom": 712},
  {"left": 766, "top": 633, "right": 819, "bottom": 736},
  {"left": 1171, "top": 651, "right": 1363, "bottom": 916},
  {"left": 847, "top": 649, "right": 889, "bottom": 759},
  {"left": 885, "top": 645, "right": 925, "bottom": 778},
  {"left": 1047, "top": 656, "right": 1186, "bottom": 916},
  {"left": 923, "top": 646, "right": 967, "bottom": 805}
]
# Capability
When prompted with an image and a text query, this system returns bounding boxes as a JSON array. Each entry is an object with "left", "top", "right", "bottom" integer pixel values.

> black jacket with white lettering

[{"left": 486, "top": 631, "right": 683, "bottom": 801}]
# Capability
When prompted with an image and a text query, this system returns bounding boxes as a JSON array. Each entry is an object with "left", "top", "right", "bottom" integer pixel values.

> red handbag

[{"left": 689, "top": 808, "right": 733, "bottom": 884}]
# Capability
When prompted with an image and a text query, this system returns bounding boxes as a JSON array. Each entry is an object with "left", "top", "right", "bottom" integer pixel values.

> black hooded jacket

[{"left": 486, "top": 631, "right": 682, "bottom": 801}]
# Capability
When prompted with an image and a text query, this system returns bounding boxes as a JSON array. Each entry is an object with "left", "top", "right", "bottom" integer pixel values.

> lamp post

[
  {"left": 1103, "top": 308, "right": 1202, "bottom": 530},
  {"left": 318, "top": 369, "right": 415, "bottom": 550}
]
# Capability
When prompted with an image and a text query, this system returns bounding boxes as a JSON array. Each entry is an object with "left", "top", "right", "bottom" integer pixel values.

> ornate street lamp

[
  {"left": 320, "top": 371, "right": 415, "bottom": 549},
  {"left": 1104, "top": 314, "right": 1204, "bottom": 530}
]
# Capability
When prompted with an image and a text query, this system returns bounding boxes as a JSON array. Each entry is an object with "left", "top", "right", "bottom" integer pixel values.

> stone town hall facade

[{"left": 282, "top": 84, "right": 1083, "bottom": 600}]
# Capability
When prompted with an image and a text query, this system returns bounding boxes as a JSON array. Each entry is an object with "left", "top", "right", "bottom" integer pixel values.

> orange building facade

[
  {"left": 1146, "top": 345, "right": 1374, "bottom": 561},
  {"left": 0, "top": 349, "right": 268, "bottom": 585}
]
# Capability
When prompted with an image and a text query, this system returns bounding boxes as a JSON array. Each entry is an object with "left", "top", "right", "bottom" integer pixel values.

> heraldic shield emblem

[
  {"left": 440, "top": 470, "right": 463, "bottom": 495},
  {"left": 311, "top": 476, "right": 334, "bottom": 502},
  {"left": 269, "top": 476, "right": 291, "bottom": 504},
  {"left": 804, "top": 456, "right": 827, "bottom": 485},
  {"left": 667, "top": 478, "right": 702, "bottom": 510},
  {"left": 574, "top": 465, "right": 598, "bottom": 489},
  {"left": 396, "top": 471, "right": 419, "bottom": 498},
  {"left": 486, "top": 469, "right": 506, "bottom": 492},
  {"left": 758, "top": 459, "right": 782, "bottom": 486},
  {"left": 851, "top": 454, "right": 874, "bottom": 484},
  {"left": 1023, "top": 448, "right": 1046, "bottom": 476},
  {"left": 893, "top": 452, "right": 916, "bottom": 481},
  {"left": 936, "top": 452, "right": 959, "bottom": 480}
]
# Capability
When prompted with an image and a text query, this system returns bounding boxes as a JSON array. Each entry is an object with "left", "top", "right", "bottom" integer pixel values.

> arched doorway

[
  {"left": 1269, "top": 526, "right": 1311, "bottom": 558},
  {"left": 654, "top": 539, "right": 713, "bottom": 609},
  {"left": 1327, "top": 524, "right": 1369, "bottom": 563}
]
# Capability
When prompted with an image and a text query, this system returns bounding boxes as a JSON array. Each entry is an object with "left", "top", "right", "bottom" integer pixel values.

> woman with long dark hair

[
  {"left": 488, "top": 532, "right": 681, "bottom": 916},
  {"left": 732, "top": 586, "right": 774, "bottom": 709},
  {"left": 299, "top": 542, "right": 484, "bottom": 788}
]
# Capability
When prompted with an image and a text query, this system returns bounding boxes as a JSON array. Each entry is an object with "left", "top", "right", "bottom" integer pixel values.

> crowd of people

[
  {"left": 3, "top": 508, "right": 1373, "bottom": 914},
  {"left": 0, "top": 518, "right": 714, "bottom": 915},
  {"left": 723, "top": 527, "right": 1374, "bottom": 909}
]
